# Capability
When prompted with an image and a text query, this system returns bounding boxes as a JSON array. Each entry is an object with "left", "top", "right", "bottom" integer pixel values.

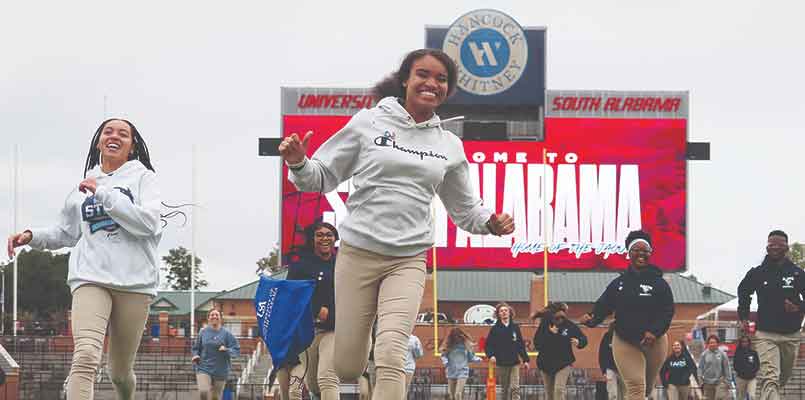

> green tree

[
  {"left": 162, "top": 246, "right": 208, "bottom": 290},
  {"left": 791, "top": 242, "right": 805, "bottom": 269},
  {"left": 256, "top": 243, "right": 281, "bottom": 275},
  {"left": 1, "top": 249, "right": 71, "bottom": 331}
]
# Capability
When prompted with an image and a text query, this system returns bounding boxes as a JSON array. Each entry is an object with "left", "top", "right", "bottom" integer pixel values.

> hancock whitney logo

[{"left": 442, "top": 9, "right": 528, "bottom": 96}]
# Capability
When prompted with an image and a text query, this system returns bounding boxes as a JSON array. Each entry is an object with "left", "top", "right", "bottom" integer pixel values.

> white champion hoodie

[
  {"left": 29, "top": 160, "right": 162, "bottom": 296},
  {"left": 289, "top": 96, "right": 493, "bottom": 257}
]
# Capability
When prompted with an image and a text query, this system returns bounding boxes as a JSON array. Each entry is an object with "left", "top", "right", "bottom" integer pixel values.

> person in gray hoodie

[
  {"left": 279, "top": 48, "right": 514, "bottom": 399},
  {"left": 698, "top": 335, "right": 732, "bottom": 400},
  {"left": 8, "top": 118, "right": 162, "bottom": 400}
]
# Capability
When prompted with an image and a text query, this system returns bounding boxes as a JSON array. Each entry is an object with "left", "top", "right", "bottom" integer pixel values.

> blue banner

[{"left": 254, "top": 275, "right": 315, "bottom": 383}]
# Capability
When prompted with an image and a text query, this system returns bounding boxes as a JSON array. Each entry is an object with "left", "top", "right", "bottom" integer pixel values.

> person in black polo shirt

[
  {"left": 660, "top": 340, "right": 698, "bottom": 400},
  {"left": 737, "top": 229, "right": 805, "bottom": 399}
]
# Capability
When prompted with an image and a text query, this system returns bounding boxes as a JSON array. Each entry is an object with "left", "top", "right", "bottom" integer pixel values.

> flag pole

[
  {"left": 543, "top": 148, "right": 549, "bottom": 306},
  {"left": 190, "top": 145, "right": 197, "bottom": 338},
  {"left": 12, "top": 145, "right": 19, "bottom": 336}
]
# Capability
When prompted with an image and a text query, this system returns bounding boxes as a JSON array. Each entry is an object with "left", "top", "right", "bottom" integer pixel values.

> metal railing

[
  {"left": 10, "top": 368, "right": 805, "bottom": 400},
  {"left": 7, "top": 335, "right": 805, "bottom": 399},
  {"left": 237, "top": 341, "right": 263, "bottom": 397}
]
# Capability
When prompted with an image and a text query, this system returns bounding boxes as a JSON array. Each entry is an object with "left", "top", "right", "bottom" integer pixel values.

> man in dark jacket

[
  {"left": 283, "top": 221, "right": 339, "bottom": 400},
  {"left": 737, "top": 230, "right": 805, "bottom": 399},
  {"left": 485, "top": 302, "right": 530, "bottom": 400},
  {"left": 581, "top": 230, "right": 675, "bottom": 399},
  {"left": 533, "top": 302, "right": 587, "bottom": 400},
  {"left": 733, "top": 335, "right": 759, "bottom": 400}
]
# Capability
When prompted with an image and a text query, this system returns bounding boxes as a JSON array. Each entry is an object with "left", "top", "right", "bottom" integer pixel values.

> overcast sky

[{"left": 1, "top": 0, "right": 803, "bottom": 298}]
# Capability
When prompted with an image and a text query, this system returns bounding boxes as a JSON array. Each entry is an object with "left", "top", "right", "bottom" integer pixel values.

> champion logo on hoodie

[
  {"left": 81, "top": 186, "right": 135, "bottom": 233},
  {"left": 373, "top": 131, "right": 448, "bottom": 161}
]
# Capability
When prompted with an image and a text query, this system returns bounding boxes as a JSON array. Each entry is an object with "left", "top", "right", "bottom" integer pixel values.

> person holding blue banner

[
  {"left": 279, "top": 48, "right": 515, "bottom": 399},
  {"left": 254, "top": 276, "right": 316, "bottom": 400},
  {"left": 279, "top": 221, "right": 340, "bottom": 400}
]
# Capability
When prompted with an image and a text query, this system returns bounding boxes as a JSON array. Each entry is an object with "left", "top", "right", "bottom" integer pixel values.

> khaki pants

[
  {"left": 358, "top": 375, "right": 373, "bottom": 400},
  {"left": 276, "top": 360, "right": 306, "bottom": 400},
  {"left": 754, "top": 330, "right": 800, "bottom": 400},
  {"left": 448, "top": 378, "right": 467, "bottom": 400},
  {"left": 333, "top": 243, "right": 426, "bottom": 400},
  {"left": 736, "top": 377, "right": 757, "bottom": 400},
  {"left": 497, "top": 365, "right": 521, "bottom": 400},
  {"left": 358, "top": 360, "right": 376, "bottom": 400},
  {"left": 541, "top": 366, "right": 571, "bottom": 400},
  {"left": 66, "top": 285, "right": 151, "bottom": 400},
  {"left": 196, "top": 373, "right": 227, "bottom": 400},
  {"left": 611, "top": 332, "right": 668, "bottom": 400},
  {"left": 606, "top": 369, "right": 626, "bottom": 400},
  {"left": 702, "top": 381, "right": 729, "bottom": 400},
  {"left": 667, "top": 384, "right": 690, "bottom": 400},
  {"left": 305, "top": 331, "right": 340, "bottom": 400}
]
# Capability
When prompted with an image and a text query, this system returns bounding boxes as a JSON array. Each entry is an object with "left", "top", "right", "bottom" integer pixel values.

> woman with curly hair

[{"left": 440, "top": 327, "right": 482, "bottom": 400}]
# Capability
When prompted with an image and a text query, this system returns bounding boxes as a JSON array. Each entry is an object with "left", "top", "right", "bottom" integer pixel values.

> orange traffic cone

[{"left": 486, "top": 359, "right": 496, "bottom": 400}]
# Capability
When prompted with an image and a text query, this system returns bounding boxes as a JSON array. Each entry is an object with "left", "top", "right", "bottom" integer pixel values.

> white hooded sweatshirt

[
  {"left": 288, "top": 96, "right": 493, "bottom": 257},
  {"left": 29, "top": 160, "right": 162, "bottom": 296}
]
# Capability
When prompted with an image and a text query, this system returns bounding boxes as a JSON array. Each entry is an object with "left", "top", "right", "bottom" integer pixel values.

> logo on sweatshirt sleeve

[{"left": 81, "top": 187, "right": 135, "bottom": 233}]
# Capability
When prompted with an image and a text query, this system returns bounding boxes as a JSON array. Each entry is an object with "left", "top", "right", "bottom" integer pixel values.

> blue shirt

[
  {"left": 404, "top": 335, "right": 424, "bottom": 374},
  {"left": 193, "top": 326, "right": 241, "bottom": 379},
  {"left": 441, "top": 343, "right": 482, "bottom": 379}
]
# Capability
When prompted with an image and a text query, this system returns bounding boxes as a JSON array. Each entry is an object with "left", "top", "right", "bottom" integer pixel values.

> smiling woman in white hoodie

[
  {"left": 279, "top": 48, "right": 515, "bottom": 399},
  {"left": 7, "top": 118, "right": 161, "bottom": 400}
]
